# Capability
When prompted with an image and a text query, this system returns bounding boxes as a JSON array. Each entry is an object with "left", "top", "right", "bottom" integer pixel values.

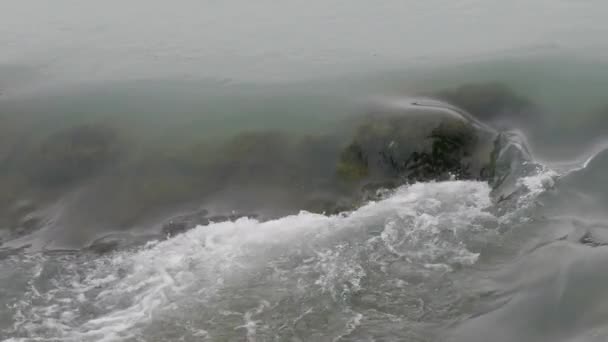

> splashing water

[{"left": 0, "top": 175, "right": 558, "bottom": 341}]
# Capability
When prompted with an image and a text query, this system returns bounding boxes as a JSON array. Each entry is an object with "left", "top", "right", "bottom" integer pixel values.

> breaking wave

[{"left": 2, "top": 149, "right": 558, "bottom": 341}]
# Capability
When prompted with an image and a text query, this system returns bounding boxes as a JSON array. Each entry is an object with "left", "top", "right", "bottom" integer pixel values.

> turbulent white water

[{"left": 1, "top": 169, "right": 558, "bottom": 341}]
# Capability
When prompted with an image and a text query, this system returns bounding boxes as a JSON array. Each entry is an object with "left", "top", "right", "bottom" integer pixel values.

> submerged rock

[
  {"left": 30, "top": 124, "right": 120, "bottom": 185},
  {"left": 336, "top": 103, "right": 498, "bottom": 190},
  {"left": 203, "top": 131, "right": 344, "bottom": 198},
  {"left": 215, "top": 131, "right": 298, "bottom": 185},
  {"left": 0, "top": 99, "right": 512, "bottom": 234}
]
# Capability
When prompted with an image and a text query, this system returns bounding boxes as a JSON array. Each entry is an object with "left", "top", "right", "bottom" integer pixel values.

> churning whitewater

[{"left": 2, "top": 155, "right": 559, "bottom": 341}]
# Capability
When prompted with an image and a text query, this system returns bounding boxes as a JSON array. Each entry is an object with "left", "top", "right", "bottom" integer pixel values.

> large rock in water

[{"left": 337, "top": 101, "right": 499, "bottom": 190}]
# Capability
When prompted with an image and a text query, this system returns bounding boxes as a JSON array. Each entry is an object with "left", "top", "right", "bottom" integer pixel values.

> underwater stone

[
  {"left": 30, "top": 124, "right": 119, "bottom": 185},
  {"left": 336, "top": 107, "right": 497, "bottom": 189},
  {"left": 216, "top": 131, "right": 295, "bottom": 183}
]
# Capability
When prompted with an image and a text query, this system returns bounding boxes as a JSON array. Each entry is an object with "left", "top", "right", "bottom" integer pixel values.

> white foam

[
  {"left": 6, "top": 180, "right": 508, "bottom": 341},
  {"left": 494, "top": 166, "right": 558, "bottom": 226},
  {"left": 518, "top": 168, "right": 558, "bottom": 202}
]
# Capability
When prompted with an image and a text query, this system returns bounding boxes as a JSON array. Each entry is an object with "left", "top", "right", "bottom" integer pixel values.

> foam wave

[{"left": 5, "top": 181, "right": 501, "bottom": 341}]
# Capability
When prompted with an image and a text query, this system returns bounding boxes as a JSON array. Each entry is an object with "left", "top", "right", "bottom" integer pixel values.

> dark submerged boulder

[
  {"left": 30, "top": 124, "right": 120, "bottom": 186},
  {"left": 208, "top": 131, "right": 344, "bottom": 195},
  {"left": 336, "top": 103, "right": 498, "bottom": 190},
  {"left": 0, "top": 99, "right": 507, "bottom": 234},
  {"left": 215, "top": 131, "right": 298, "bottom": 185}
]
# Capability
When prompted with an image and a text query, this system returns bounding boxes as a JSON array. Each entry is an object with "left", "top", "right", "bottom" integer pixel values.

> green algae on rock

[{"left": 336, "top": 105, "right": 499, "bottom": 191}]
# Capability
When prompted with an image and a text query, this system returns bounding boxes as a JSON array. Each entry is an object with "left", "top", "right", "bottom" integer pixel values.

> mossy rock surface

[{"left": 336, "top": 108, "right": 497, "bottom": 190}]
